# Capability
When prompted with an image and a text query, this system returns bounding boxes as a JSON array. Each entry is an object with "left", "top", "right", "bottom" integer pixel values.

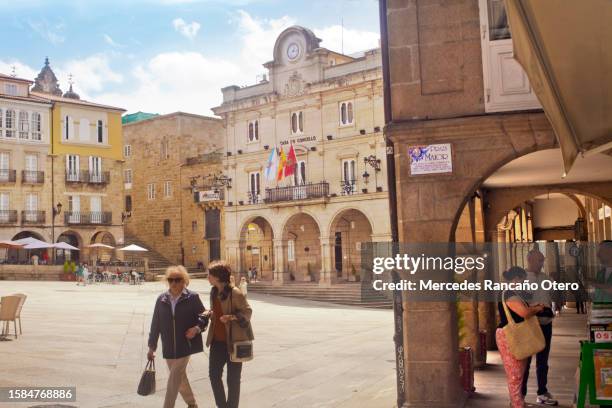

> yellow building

[{"left": 30, "top": 58, "right": 126, "bottom": 263}]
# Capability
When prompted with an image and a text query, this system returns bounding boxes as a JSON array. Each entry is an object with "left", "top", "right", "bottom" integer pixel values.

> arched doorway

[
  {"left": 239, "top": 216, "right": 274, "bottom": 280},
  {"left": 90, "top": 231, "right": 117, "bottom": 265},
  {"left": 57, "top": 230, "right": 82, "bottom": 263},
  {"left": 9, "top": 231, "right": 47, "bottom": 263},
  {"left": 282, "top": 213, "right": 321, "bottom": 282},
  {"left": 329, "top": 209, "right": 373, "bottom": 281}
]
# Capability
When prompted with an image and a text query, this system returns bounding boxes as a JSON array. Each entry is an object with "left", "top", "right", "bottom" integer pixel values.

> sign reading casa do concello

[{"left": 409, "top": 143, "right": 453, "bottom": 175}]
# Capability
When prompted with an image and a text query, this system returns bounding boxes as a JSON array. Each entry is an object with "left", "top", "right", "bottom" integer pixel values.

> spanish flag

[{"left": 277, "top": 146, "right": 287, "bottom": 181}]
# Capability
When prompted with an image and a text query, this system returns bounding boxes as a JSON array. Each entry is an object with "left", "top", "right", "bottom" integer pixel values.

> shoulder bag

[
  {"left": 229, "top": 290, "right": 253, "bottom": 363},
  {"left": 502, "top": 291, "right": 546, "bottom": 360}
]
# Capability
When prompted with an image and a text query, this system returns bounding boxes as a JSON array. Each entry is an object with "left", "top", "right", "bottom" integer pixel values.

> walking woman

[
  {"left": 205, "top": 261, "right": 253, "bottom": 408},
  {"left": 148, "top": 266, "right": 208, "bottom": 408},
  {"left": 497, "top": 266, "right": 545, "bottom": 408}
]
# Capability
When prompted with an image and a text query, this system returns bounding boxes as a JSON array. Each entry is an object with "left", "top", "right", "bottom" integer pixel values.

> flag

[
  {"left": 284, "top": 145, "right": 297, "bottom": 178},
  {"left": 264, "top": 147, "right": 278, "bottom": 181},
  {"left": 277, "top": 146, "right": 287, "bottom": 181}
]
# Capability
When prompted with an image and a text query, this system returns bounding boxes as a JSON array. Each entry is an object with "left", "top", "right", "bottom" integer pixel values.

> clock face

[{"left": 287, "top": 43, "right": 300, "bottom": 60}]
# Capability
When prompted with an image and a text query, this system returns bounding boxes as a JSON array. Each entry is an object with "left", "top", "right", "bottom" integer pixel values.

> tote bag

[
  {"left": 501, "top": 291, "right": 546, "bottom": 360},
  {"left": 137, "top": 359, "right": 156, "bottom": 396}
]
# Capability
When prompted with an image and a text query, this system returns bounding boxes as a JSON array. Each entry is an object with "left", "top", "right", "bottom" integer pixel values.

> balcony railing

[
  {"left": 340, "top": 179, "right": 357, "bottom": 195},
  {"left": 0, "top": 210, "right": 17, "bottom": 224},
  {"left": 65, "top": 170, "right": 111, "bottom": 185},
  {"left": 64, "top": 211, "right": 112, "bottom": 225},
  {"left": 21, "top": 210, "right": 45, "bottom": 224},
  {"left": 21, "top": 170, "right": 44, "bottom": 184},
  {"left": 265, "top": 181, "right": 330, "bottom": 203},
  {"left": 0, "top": 169, "right": 16, "bottom": 183},
  {"left": 247, "top": 191, "right": 263, "bottom": 204}
]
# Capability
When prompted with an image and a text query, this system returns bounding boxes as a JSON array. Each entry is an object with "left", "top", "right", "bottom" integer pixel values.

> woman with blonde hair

[{"left": 148, "top": 266, "right": 209, "bottom": 408}]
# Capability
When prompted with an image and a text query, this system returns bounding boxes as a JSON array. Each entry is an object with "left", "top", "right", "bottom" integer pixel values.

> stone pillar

[
  {"left": 273, "top": 238, "right": 287, "bottom": 285},
  {"left": 319, "top": 236, "right": 334, "bottom": 286}
]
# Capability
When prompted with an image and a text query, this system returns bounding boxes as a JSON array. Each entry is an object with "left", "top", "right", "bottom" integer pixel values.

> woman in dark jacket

[{"left": 148, "top": 265, "right": 208, "bottom": 408}]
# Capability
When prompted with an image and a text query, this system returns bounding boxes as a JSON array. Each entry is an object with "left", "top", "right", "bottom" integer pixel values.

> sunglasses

[{"left": 167, "top": 277, "right": 183, "bottom": 283}]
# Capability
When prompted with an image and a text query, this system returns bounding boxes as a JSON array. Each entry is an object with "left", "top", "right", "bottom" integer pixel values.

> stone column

[
  {"left": 224, "top": 239, "right": 241, "bottom": 274},
  {"left": 319, "top": 236, "right": 334, "bottom": 286},
  {"left": 273, "top": 238, "right": 287, "bottom": 285}
]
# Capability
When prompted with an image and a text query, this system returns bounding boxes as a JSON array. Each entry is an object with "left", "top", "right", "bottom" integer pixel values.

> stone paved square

[{"left": 0, "top": 280, "right": 396, "bottom": 408}]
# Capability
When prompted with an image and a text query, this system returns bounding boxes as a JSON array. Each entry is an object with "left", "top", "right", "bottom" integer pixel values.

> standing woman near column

[
  {"left": 497, "top": 266, "right": 545, "bottom": 408},
  {"left": 148, "top": 265, "right": 209, "bottom": 408},
  {"left": 205, "top": 261, "right": 254, "bottom": 408}
]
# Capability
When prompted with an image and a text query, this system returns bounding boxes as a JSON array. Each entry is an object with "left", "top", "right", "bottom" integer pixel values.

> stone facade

[
  {"left": 381, "top": 0, "right": 611, "bottom": 406},
  {"left": 0, "top": 73, "right": 53, "bottom": 248},
  {"left": 213, "top": 26, "right": 391, "bottom": 284},
  {"left": 123, "top": 113, "right": 224, "bottom": 267},
  {"left": 0, "top": 60, "right": 126, "bottom": 264}
]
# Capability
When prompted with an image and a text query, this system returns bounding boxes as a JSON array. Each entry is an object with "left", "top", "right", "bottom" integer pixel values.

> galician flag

[
  {"left": 264, "top": 147, "right": 278, "bottom": 181},
  {"left": 284, "top": 144, "right": 297, "bottom": 178},
  {"left": 277, "top": 146, "right": 287, "bottom": 181}
]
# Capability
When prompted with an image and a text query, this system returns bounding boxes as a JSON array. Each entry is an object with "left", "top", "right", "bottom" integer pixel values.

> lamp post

[
  {"left": 363, "top": 155, "right": 381, "bottom": 190},
  {"left": 51, "top": 202, "right": 62, "bottom": 264}
]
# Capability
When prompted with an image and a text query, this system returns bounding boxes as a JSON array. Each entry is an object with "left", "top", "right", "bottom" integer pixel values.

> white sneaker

[{"left": 536, "top": 392, "right": 558, "bottom": 406}]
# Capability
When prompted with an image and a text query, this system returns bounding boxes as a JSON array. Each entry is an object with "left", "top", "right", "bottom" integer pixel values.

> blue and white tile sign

[{"left": 409, "top": 143, "right": 452, "bottom": 175}]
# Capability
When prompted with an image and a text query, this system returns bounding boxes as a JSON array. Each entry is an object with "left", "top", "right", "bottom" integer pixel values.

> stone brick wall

[{"left": 123, "top": 113, "right": 224, "bottom": 267}]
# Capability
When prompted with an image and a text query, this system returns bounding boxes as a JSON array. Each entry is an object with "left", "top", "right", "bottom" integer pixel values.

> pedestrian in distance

[
  {"left": 203, "top": 261, "right": 254, "bottom": 408},
  {"left": 239, "top": 277, "right": 248, "bottom": 297},
  {"left": 497, "top": 266, "right": 546, "bottom": 408},
  {"left": 147, "top": 265, "right": 209, "bottom": 408}
]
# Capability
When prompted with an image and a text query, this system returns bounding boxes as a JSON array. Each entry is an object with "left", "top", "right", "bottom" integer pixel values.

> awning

[{"left": 504, "top": 0, "right": 612, "bottom": 173}]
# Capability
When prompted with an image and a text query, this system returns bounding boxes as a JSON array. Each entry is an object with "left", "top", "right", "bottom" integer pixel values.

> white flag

[{"left": 265, "top": 147, "right": 278, "bottom": 181}]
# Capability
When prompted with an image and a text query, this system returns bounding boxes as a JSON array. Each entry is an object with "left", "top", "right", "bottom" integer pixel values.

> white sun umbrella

[
  {"left": 87, "top": 243, "right": 114, "bottom": 266},
  {"left": 54, "top": 242, "right": 80, "bottom": 251},
  {"left": 13, "top": 237, "right": 48, "bottom": 246},
  {"left": 0, "top": 240, "right": 24, "bottom": 249},
  {"left": 87, "top": 243, "right": 114, "bottom": 249},
  {"left": 118, "top": 244, "right": 148, "bottom": 267}
]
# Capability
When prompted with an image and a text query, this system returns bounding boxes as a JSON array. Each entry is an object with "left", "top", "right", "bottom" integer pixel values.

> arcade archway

[
  {"left": 282, "top": 213, "right": 321, "bottom": 282},
  {"left": 239, "top": 216, "right": 274, "bottom": 280}
]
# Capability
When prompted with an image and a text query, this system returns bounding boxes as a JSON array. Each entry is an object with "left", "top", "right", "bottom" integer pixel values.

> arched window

[
  {"left": 291, "top": 113, "right": 298, "bottom": 134},
  {"left": 247, "top": 120, "right": 259, "bottom": 142},
  {"left": 291, "top": 111, "right": 303, "bottom": 134},
  {"left": 339, "top": 101, "right": 354, "bottom": 126}
]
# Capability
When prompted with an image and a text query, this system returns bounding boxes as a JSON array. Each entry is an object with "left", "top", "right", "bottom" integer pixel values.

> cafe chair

[{"left": 0, "top": 296, "right": 21, "bottom": 339}]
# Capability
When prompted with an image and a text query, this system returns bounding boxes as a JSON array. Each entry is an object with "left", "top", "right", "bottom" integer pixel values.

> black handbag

[{"left": 137, "top": 359, "right": 156, "bottom": 396}]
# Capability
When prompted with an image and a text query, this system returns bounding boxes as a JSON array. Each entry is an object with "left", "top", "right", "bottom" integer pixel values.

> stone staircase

[
  {"left": 247, "top": 281, "right": 392, "bottom": 309},
  {"left": 122, "top": 235, "right": 173, "bottom": 270}
]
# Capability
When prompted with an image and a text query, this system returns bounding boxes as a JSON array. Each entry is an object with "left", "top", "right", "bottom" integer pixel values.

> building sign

[
  {"left": 198, "top": 190, "right": 221, "bottom": 202},
  {"left": 279, "top": 135, "right": 317, "bottom": 146},
  {"left": 409, "top": 143, "right": 452, "bottom": 175}
]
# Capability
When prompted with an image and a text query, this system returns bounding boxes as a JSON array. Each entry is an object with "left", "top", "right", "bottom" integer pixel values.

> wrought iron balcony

[
  {"left": 21, "top": 170, "right": 44, "bottom": 184},
  {"left": 247, "top": 191, "right": 263, "bottom": 204},
  {"left": 21, "top": 210, "right": 46, "bottom": 224},
  {"left": 0, "top": 210, "right": 17, "bottom": 224},
  {"left": 65, "top": 170, "right": 111, "bottom": 185},
  {"left": 64, "top": 211, "right": 112, "bottom": 225},
  {"left": 0, "top": 169, "right": 16, "bottom": 183},
  {"left": 265, "top": 181, "right": 329, "bottom": 203},
  {"left": 340, "top": 179, "right": 357, "bottom": 195}
]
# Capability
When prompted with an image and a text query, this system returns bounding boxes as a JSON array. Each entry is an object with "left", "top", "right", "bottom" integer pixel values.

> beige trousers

[{"left": 164, "top": 355, "right": 196, "bottom": 408}]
